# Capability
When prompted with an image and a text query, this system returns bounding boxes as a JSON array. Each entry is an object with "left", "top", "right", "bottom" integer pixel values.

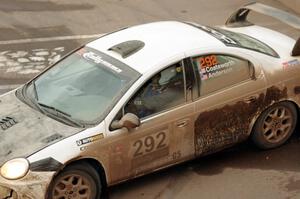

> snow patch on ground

[{"left": 0, "top": 47, "right": 65, "bottom": 74}]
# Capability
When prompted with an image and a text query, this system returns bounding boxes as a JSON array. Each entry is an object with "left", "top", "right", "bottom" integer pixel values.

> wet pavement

[{"left": 0, "top": 0, "right": 300, "bottom": 198}]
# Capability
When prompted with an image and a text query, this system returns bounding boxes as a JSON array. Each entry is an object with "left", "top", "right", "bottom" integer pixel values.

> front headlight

[{"left": 0, "top": 158, "right": 29, "bottom": 180}]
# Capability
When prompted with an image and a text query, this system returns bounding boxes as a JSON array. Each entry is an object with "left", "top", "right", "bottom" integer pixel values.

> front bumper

[
  {"left": 0, "top": 171, "right": 55, "bottom": 199},
  {"left": 0, "top": 186, "right": 15, "bottom": 198}
]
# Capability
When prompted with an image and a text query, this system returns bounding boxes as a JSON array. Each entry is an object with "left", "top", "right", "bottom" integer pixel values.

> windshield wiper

[{"left": 38, "top": 102, "right": 85, "bottom": 128}]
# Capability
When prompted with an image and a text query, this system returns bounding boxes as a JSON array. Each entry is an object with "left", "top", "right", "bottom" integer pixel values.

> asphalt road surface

[{"left": 0, "top": 0, "right": 300, "bottom": 198}]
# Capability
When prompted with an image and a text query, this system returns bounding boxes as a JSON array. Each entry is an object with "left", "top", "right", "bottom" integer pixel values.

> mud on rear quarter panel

[{"left": 195, "top": 86, "right": 287, "bottom": 155}]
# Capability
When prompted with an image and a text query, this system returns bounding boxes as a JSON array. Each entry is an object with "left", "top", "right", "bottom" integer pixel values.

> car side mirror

[{"left": 111, "top": 113, "right": 140, "bottom": 130}]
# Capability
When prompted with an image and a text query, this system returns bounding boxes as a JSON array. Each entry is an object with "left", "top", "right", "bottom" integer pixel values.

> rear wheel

[
  {"left": 251, "top": 102, "right": 297, "bottom": 149},
  {"left": 47, "top": 162, "right": 102, "bottom": 199}
]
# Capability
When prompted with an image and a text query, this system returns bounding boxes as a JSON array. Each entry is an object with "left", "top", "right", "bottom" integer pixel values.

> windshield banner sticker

[{"left": 83, "top": 51, "right": 122, "bottom": 73}]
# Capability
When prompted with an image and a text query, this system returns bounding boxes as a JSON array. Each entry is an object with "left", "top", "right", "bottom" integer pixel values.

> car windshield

[{"left": 23, "top": 47, "right": 140, "bottom": 126}]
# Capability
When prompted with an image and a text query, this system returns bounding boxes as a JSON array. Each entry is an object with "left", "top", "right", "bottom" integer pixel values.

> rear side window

[
  {"left": 192, "top": 54, "right": 252, "bottom": 96},
  {"left": 194, "top": 25, "right": 279, "bottom": 58},
  {"left": 216, "top": 28, "right": 279, "bottom": 58}
]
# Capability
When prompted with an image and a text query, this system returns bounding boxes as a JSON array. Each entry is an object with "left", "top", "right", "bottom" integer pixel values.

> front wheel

[
  {"left": 47, "top": 162, "right": 102, "bottom": 199},
  {"left": 251, "top": 102, "right": 298, "bottom": 149}
]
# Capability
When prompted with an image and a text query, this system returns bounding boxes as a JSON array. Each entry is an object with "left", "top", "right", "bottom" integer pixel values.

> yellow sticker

[{"left": 76, "top": 134, "right": 104, "bottom": 146}]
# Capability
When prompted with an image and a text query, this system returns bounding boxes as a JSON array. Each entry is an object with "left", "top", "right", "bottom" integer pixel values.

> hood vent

[
  {"left": 0, "top": 117, "right": 18, "bottom": 131},
  {"left": 42, "top": 133, "right": 63, "bottom": 144}
]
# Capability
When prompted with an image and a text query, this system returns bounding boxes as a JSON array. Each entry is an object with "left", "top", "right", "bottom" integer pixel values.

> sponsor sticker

[
  {"left": 197, "top": 55, "right": 234, "bottom": 80},
  {"left": 282, "top": 59, "right": 300, "bottom": 70},
  {"left": 76, "top": 134, "right": 104, "bottom": 146},
  {"left": 80, "top": 146, "right": 88, "bottom": 151},
  {"left": 83, "top": 51, "right": 122, "bottom": 73}
]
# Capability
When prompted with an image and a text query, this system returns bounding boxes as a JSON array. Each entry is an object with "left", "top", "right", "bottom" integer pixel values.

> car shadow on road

[
  {"left": 192, "top": 122, "right": 300, "bottom": 175},
  {"left": 192, "top": 135, "right": 300, "bottom": 176}
]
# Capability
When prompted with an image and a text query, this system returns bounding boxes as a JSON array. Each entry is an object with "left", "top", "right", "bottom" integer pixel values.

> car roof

[{"left": 87, "top": 21, "right": 223, "bottom": 74}]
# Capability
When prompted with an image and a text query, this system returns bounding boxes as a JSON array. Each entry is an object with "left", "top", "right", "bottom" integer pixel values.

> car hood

[{"left": 0, "top": 90, "right": 82, "bottom": 166}]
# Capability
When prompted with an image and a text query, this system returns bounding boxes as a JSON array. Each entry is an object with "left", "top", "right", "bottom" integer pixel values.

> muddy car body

[{"left": 1, "top": 3, "right": 300, "bottom": 199}]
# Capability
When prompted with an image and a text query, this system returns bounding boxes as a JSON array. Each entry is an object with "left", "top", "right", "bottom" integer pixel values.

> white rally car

[{"left": 1, "top": 3, "right": 300, "bottom": 199}]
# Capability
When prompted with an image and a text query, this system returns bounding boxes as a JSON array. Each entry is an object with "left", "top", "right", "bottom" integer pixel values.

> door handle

[
  {"left": 176, "top": 120, "right": 188, "bottom": 128},
  {"left": 244, "top": 94, "right": 259, "bottom": 103}
]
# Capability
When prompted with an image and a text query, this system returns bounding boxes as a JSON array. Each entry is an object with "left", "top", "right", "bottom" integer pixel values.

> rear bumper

[{"left": 0, "top": 171, "right": 55, "bottom": 199}]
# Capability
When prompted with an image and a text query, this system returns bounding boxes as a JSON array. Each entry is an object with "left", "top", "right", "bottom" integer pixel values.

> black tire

[
  {"left": 47, "top": 162, "right": 102, "bottom": 199},
  {"left": 251, "top": 101, "right": 298, "bottom": 149}
]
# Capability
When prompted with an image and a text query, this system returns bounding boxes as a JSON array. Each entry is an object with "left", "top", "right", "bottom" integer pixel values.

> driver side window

[{"left": 125, "top": 62, "right": 186, "bottom": 118}]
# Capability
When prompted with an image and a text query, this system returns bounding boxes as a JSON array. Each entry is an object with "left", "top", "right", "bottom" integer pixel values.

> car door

[
  {"left": 189, "top": 53, "right": 267, "bottom": 156},
  {"left": 107, "top": 61, "right": 196, "bottom": 183}
]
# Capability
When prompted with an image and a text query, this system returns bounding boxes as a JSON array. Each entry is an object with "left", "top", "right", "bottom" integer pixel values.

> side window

[
  {"left": 192, "top": 54, "right": 252, "bottom": 96},
  {"left": 125, "top": 62, "right": 186, "bottom": 118}
]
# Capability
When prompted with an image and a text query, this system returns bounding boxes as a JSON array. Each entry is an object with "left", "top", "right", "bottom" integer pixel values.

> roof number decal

[{"left": 198, "top": 25, "right": 238, "bottom": 45}]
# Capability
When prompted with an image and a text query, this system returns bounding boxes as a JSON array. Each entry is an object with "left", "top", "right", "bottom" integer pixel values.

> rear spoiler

[{"left": 226, "top": 2, "right": 300, "bottom": 56}]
